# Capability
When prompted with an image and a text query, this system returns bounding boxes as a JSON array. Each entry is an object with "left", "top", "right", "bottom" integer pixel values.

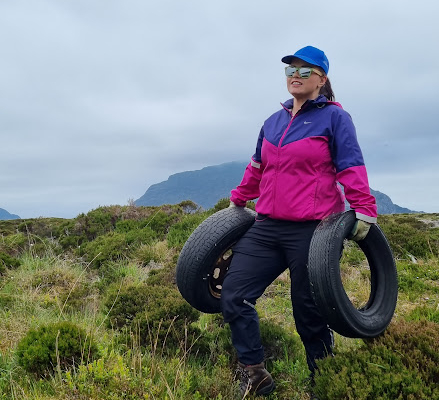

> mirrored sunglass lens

[
  {"left": 299, "top": 68, "right": 312, "bottom": 78},
  {"left": 285, "top": 66, "right": 297, "bottom": 76}
]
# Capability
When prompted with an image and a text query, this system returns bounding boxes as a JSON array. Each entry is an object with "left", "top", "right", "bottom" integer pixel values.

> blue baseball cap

[{"left": 281, "top": 46, "right": 329, "bottom": 75}]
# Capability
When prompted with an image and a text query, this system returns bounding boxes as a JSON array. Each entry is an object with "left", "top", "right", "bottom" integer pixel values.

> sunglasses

[{"left": 284, "top": 66, "right": 323, "bottom": 79}]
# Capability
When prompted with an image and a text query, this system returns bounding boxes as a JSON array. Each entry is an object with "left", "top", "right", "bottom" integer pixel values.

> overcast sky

[{"left": 1, "top": 0, "right": 438, "bottom": 219}]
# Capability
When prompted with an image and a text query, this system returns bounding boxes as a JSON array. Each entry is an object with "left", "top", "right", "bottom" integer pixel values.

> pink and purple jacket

[{"left": 230, "top": 95, "right": 377, "bottom": 223}]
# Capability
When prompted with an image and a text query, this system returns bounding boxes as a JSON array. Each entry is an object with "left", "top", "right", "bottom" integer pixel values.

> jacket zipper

[{"left": 272, "top": 109, "right": 300, "bottom": 216}]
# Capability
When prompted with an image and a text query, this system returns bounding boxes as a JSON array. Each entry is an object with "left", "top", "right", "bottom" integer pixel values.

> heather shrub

[
  {"left": 16, "top": 321, "right": 99, "bottom": 377},
  {"left": 178, "top": 200, "right": 199, "bottom": 214},
  {"left": 141, "top": 210, "right": 177, "bottom": 236},
  {"left": 18, "top": 218, "right": 65, "bottom": 239},
  {"left": 313, "top": 320, "right": 439, "bottom": 399},
  {"left": 144, "top": 264, "right": 176, "bottom": 287},
  {"left": 79, "top": 232, "right": 127, "bottom": 267},
  {"left": 62, "top": 205, "right": 186, "bottom": 250},
  {"left": 116, "top": 210, "right": 181, "bottom": 238},
  {"left": 0, "top": 292, "right": 14, "bottom": 309},
  {"left": 58, "top": 283, "right": 97, "bottom": 313},
  {"left": 30, "top": 266, "right": 77, "bottom": 290},
  {"left": 378, "top": 215, "right": 439, "bottom": 259},
  {"left": 80, "top": 227, "right": 156, "bottom": 268},
  {"left": 2, "top": 232, "right": 59, "bottom": 258},
  {"left": 133, "top": 240, "right": 170, "bottom": 266},
  {"left": 77, "top": 208, "right": 115, "bottom": 239},
  {"left": 105, "top": 285, "right": 153, "bottom": 329},
  {"left": 57, "top": 219, "right": 86, "bottom": 249},
  {"left": 213, "top": 198, "right": 256, "bottom": 213},
  {"left": 114, "top": 218, "right": 142, "bottom": 233},
  {"left": 124, "top": 226, "right": 157, "bottom": 246},
  {"left": 58, "top": 207, "right": 118, "bottom": 250},
  {"left": 213, "top": 198, "right": 231, "bottom": 212},
  {"left": 246, "top": 201, "right": 256, "bottom": 211},
  {"left": 167, "top": 212, "right": 210, "bottom": 249},
  {"left": 105, "top": 284, "right": 200, "bottom": 351},
  {"left": 0, "top": 252, "right": 21, "bottom": 274},
  {"left": 0, "top": 232, "right": 28, "bottom": 257}
]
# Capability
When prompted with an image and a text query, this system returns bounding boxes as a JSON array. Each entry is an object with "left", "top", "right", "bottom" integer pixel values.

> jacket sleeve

[
  {"left": 230, "top": 127, "right": 265, "bottom": 206},
  {"left": 330, "top": 110, "right": 378, "bottom": 223}
]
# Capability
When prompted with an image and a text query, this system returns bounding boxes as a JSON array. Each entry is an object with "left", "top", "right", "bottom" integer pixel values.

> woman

[{"left": 221, "top": 45, "right": 377, "bottom": 398}]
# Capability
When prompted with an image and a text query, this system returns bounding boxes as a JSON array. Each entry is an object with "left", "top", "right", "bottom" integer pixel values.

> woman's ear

[{"left": 318, "top": 75, "right": 328, "bottom": 88}]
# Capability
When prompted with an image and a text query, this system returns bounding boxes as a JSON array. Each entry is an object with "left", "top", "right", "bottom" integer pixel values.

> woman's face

[{"left": 286, "top": 58, "right": 327, "bottom": 100}]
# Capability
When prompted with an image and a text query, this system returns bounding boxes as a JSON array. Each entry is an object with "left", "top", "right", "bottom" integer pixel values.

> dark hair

[{"left": 319, "top": 77, "right": 335, "bottom": 101}]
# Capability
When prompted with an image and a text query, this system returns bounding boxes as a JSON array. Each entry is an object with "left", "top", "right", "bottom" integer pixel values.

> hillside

[
  {"left": 0, "top": 207, "right": 20, "bottom": 220},
  {"left": 0, "top": 203, "right": 438, "bottom": 399},
  {"left": 135, "top": 161, "right": 418, "bottom": 214}
]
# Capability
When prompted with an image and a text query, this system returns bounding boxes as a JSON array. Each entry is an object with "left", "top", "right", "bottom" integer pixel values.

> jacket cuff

[
  {"left": 230, "top": 198, "right": 246, "bottom": 207},
  {"left": 355, "top": 212, "right": 377, "bottom": 224}
]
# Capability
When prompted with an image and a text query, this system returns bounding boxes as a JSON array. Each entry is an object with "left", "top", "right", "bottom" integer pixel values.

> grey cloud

[{"left": 1, "top": 0, "right": 438, "bottom": 218}]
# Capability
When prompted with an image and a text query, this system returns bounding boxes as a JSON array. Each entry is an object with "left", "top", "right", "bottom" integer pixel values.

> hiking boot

[{"left": 237, "top": 362, "right": 275, "bottom": 396}]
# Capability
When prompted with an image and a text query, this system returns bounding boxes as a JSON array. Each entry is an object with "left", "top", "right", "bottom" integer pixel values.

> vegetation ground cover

[{"left": 0, "top": 201, "right": 438, "bottom": 399}]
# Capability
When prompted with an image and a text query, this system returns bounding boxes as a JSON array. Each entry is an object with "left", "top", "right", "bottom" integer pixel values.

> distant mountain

[
  {"left": 371, "top": 190, "right": 417, "bottom": 214},
  {"left": 136, "top": 162, "right": 246, "bottom": 210},
  {"left": 0, "top": 208, "right": 20, "bottom": 220},
  {"left": 135, "top": 162, "right": 418, "bottom": 214}
]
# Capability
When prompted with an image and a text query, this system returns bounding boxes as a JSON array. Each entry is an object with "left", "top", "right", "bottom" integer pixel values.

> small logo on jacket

[{"left": 304, "top": 121, "right": 312, "bottom": 124}]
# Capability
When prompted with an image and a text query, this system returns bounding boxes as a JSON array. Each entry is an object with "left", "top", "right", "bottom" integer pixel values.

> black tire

[
  {"left": 308, "top": 210, "right": 398, "bottom": 338},
  {"left": 176, "top": 207, "right": 257, "bottom": 313}
]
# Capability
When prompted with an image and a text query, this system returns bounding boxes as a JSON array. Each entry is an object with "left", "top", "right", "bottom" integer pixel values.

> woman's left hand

[{"left": 350, "top": 220, "right": 372, "bottom": 241}]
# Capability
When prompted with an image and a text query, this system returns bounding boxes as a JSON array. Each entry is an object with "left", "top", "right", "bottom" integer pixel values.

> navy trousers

[{"left": 221, "top": 216, "right": 333, "bottom": 373}]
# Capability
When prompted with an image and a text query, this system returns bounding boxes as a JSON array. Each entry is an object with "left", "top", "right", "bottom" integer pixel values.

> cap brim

[
  {"left": 281, "top": 55, "right": 295, "bottom": 64},
  {"left": 281, "top": 54, "right": 317, "bottom": 66}
]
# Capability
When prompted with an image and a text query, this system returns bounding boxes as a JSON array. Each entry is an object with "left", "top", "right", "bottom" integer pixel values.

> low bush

[
  {"left": 313, "top": 319, "right": 439, "bottom": 399},
  {"left": 80, "top": 227, "right": 157, "bottom": 268},
  {"left": 58, "top": 205, "right": 187, "bottom": 251},
  {"left": 0, "top": 232, "right": 28, "bottom": 257},
  {"left": 79, "top": 232, "right": 126, "bottom": 268},
  {"left": 58, "top": 283, "right": 98, "bottom": 314},
  {"left": 167, "top": 212, "right": 211, "bottom": 249},
  {"left": 378, "top": 215, "right": 439, "bottom": 259},
  {"left": 212, "top": 198, "right": 230, "bottom": 212},
  {"left": 144, "top": 264, "right": 177, "bottom": 287},
  {"left": 141, "top": 210, "right": 178, "bottom": 237},
  {"left": 0, "top": 252, "right": 21, "bottom": 274},
  {"left": 105, "top": 285, "right": 153, "bottom": 329},
  {"left": 124, "top": 226, "right": 157, "bottom": 247},
  {"left": 16, "top": 321, "right": 99, "bottom": 377},
  {"left": 213, "top": 198, "right": 256, "bottom": 213},
  {"left": 18, "top": 218, "right": 65, "bottom": 238},
  {"left": 133, "top": 240, "right": 171, "bottom": 266},
  {"left": 0, "top": 292, "right": 14, "bottom": 309},
  {"left": 105, "top": 284, "right": 200, "bottom": 351}
]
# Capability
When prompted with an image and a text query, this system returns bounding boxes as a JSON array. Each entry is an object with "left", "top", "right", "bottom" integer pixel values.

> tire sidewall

[{"left": 308, "top": 211, "right": 398, "bottom": 338}]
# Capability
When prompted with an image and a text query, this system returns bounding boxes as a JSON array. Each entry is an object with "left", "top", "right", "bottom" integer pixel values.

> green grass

[{"left": 0, "top": 206, "right": 438, "bottom": 399}]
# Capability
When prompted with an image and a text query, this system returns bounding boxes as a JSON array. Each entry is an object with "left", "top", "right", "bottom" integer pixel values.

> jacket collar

[{"left": 281, "top": 94, "right": 328, "bottom": 112}]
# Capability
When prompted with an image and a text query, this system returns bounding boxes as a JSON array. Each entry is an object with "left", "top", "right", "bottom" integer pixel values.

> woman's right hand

[{"left": 350, "top": 220, "right": 372, "bottom": 241}]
